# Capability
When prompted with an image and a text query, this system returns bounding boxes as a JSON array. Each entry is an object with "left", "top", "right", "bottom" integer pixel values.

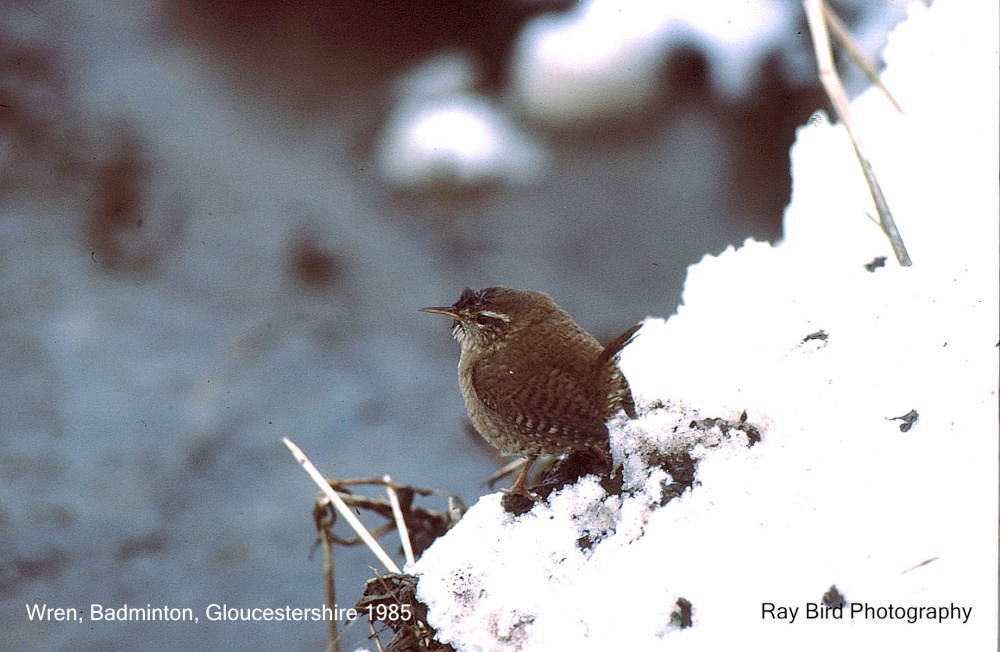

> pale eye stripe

[{"left": 478, "top": 310, "right": 510, "bottom": 322}]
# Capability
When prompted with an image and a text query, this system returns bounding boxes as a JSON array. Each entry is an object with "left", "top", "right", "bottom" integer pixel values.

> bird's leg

[{"left": 508, "top": 455, "right": 537, "bottom": 495}]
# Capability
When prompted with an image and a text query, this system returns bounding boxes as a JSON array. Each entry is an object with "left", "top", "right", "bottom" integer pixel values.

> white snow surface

[
  {"left": 410, "top": 2, "right": 999, "bottom": 650},
  {"left": 509, "top": 0, "right": 904, "bottom": 123},
  {"left": 376, "top": 52, "right": 548, "bottom": 189}
]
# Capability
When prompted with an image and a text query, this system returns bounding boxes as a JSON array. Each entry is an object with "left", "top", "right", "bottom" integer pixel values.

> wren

[{"left": 422, "top": 287, "right": 639, "bottom": 496}]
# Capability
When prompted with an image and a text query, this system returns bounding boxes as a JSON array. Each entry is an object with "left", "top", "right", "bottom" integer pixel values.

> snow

[
  {"left": 410, "top": 2, "right": 999, "bottom": 649},
  {"left": 375, "top": 52, "right": 548, "bottom": 189},
  {"left": 509, "top": 0, "right": 905, "bottom": 123}
]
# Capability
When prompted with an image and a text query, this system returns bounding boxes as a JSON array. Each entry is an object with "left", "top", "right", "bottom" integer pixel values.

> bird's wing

[{"left": 470, "top": 357, "right": 608, "bottom": 451}]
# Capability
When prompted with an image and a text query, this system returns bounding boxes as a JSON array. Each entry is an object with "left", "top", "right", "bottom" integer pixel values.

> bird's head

[{"left": 421, "top": 286, "right": 554, "bottom": 350}]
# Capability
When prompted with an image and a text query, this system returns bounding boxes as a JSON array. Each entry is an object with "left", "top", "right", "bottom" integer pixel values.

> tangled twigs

[
  {"left": 315, "top": 476, "right": 466, "bottom": 559},
  {"left": 356, "top": 573, "right": 455, "bottom": 652},
  {"left": 287, "top": 438, "right": 467, "bottom": 652},
  {"left": 284, "top": 438, "right": 401, "bottom": 573}
]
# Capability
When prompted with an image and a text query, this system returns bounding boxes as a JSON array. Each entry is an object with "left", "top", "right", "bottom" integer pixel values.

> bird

[{"left": 421, "top": 286, "right": 639, "bottom": 496}]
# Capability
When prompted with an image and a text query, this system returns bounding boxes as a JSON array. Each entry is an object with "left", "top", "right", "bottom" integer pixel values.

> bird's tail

[{"left": 599, "top": 324, "right": 641, "bottom": 420}]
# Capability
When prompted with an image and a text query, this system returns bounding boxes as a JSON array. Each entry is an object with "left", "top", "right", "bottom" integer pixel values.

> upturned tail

[{"left": 598, "top": 324, "right": 640, "bottom": 419}]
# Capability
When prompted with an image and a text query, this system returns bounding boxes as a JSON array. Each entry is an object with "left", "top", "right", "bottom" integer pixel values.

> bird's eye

[{"left": 475, "top": 314, "right": 504, "bottom": 326}]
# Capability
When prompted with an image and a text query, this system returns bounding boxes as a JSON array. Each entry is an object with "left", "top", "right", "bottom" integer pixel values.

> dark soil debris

[
  {"left": 802, "top": 329, "right": 828, "bottom": 343},
  {"left": 822, "top": 584, "right": 847, "bottom": 609},
  {"left": 864, "top": 256, "right": 887, "bottom": 272},
  {"left": 886, "top": 409, "right": 919, "bottom": 433},
  {"left": 649, "top": 450, "right": 697, "bottom": 505},
  {"left": 500, "top": 491, "right": 536, "bottom": 516},
  {"left": 689, "top": 412, "right": 763, "bottom": 447},
  {"left": 670, "top": 596, "right": 694, "bottom": 629}
]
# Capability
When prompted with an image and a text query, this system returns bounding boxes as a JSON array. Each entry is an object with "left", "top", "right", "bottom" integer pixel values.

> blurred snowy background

[{"left": 0, "top": 1, "right": 908, "bottom": 650}]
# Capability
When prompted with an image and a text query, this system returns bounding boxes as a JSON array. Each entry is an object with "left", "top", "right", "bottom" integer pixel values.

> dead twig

[
  {"left": 287, "top": 440, "right": 467, "bottom": 651},
  {"left": 312, "top": 498, "right": 340, "bottom": 651},
  {"left": 319, "top": 476, "right": 465, "bottom": 558},
  {"left": 284, "top": 438, "right": 401, "bottom": 573}
]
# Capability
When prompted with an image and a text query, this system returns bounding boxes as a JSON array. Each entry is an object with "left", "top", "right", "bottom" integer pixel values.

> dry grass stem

[
  {"left": 384, "top": 474, "right": 416, "bottom": 566},
  {"left": 283, "top": 437, "right": 402, "bottom": 573},
  {"left": 804, "top": 0, "right": 912, "bottom": 266},
  {"left": 820, "top": 2, "right": 903, "bottom": 113}
]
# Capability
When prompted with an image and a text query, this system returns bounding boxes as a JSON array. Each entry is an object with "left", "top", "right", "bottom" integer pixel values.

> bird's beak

[{"left": 420, "top": 306, "right": 459, "bottom": 318}]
